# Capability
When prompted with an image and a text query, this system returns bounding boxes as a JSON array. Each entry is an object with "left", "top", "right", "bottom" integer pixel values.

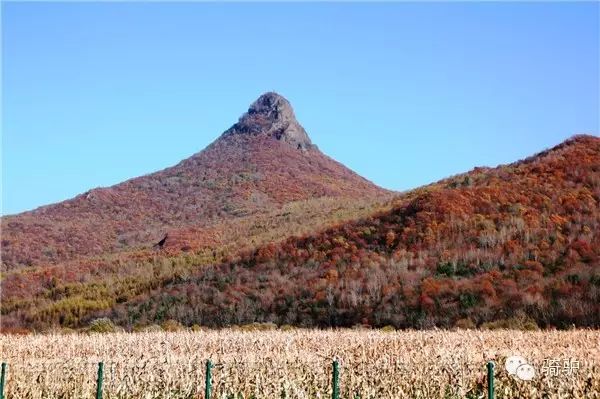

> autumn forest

[{"left": 1, "top": 93, "right": 598, "bottom": 332}]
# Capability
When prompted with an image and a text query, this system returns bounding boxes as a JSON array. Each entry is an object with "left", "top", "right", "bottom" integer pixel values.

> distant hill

[
  {"left": 0, "top": 93, "right": 390, "bottom": 331},
  {"left": 104, "top": 135, "right": 600, "bottom": 329},
  {"left": 1, "top": 92, "right": 387, "bottom": 270}
]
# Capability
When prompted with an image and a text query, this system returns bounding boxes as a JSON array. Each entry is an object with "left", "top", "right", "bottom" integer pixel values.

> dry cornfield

[{"left": 0, "top": 329, "right": 598, "bottom": 399}]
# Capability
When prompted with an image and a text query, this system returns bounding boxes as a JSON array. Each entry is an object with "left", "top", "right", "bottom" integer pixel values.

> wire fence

[{"left": 0, "top": 359, "right": 497, "bottom": 399}]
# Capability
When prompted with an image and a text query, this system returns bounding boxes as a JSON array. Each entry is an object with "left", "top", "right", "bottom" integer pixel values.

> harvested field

[{"left": 0, "top": 329, "right": 598, "bottom": 398}]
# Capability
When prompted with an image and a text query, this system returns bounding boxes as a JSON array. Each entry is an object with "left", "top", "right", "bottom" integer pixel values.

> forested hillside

[
  {"left": 107, "top": 135, "right": 599, "bottom": 329},
  {"left": 1, "top": 92, "right": 598, "bottom": 331}
]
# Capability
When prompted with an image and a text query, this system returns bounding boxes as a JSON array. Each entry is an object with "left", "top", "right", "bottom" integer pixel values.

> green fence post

[
  {"left": 96, "top": 362, "right": 104, "bottom": 399},
  {"left": 0, "top": 362, "right": 6, "bottom": 399},
  {"left": 332, "top": 359, "right": 340, "bottom": 399},
  {"left": 487, "top": 361, "right": 495, "bottom": 399},
  {"left": 205, "top": 359, "right": 212, "bottom": 399}
]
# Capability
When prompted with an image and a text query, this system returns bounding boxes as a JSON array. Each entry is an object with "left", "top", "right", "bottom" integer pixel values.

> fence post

[
  {"left": 332, "top": 359, "right": 340, "bottom": 399},
  {"left": 0, "top": 362, "right": 6, "bottom": 399},
  {"left": 205, "top": 359, "right": 212, "bottom": 399},
  {"left": 96, "top": 362, "right": 104, "bottom": 399},
  {"left": 487, "top": 361, "right": 495, "bottom": 399}
]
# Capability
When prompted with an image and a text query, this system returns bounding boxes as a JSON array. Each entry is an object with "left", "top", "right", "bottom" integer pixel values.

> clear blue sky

[{"left": 2, "top": 2, "right": 599, "bottom": 215}]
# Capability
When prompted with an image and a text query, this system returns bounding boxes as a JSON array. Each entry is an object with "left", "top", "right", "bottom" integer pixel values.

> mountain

[
  {"left": 101, "top": 135, "right": 599, "bottom": 329},
  {"left": 2, "top": 93, "right": 598, "bottom": 331},
  {"left": 1, "top": 93, "right": 392, "bottom": 331},
  {"left": 1, "top": 92, "right": 388, "bottom": 270}
]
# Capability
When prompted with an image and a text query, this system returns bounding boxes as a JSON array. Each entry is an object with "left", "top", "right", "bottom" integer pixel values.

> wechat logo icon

[{"left": 505, "top": 355, "right": 535, "bottom": 381}]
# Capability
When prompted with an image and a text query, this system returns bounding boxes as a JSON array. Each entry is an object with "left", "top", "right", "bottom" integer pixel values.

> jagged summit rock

[{"left": 221, "top": 92, "right": 313, "bottom": 150}]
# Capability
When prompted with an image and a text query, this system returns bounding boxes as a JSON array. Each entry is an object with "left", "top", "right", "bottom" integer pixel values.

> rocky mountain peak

[{"left": 221, "top": 92, "right": 313, "bottom": 150}]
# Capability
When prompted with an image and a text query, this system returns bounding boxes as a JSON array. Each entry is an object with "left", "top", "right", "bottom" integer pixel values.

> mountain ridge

[{"left": 104, "top": 133, "right": 598, "bottom": 329}]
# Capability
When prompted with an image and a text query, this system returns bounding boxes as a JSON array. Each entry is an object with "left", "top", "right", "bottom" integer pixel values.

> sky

[{"left": 2, "top": 2, "right": 599, "bottom": 215}]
